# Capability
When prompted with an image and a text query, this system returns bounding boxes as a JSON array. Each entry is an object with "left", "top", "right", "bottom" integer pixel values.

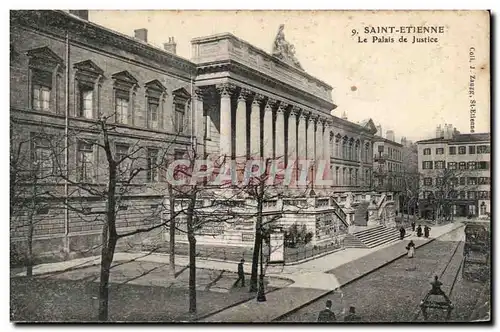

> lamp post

[{"left": 257, "top": 225, "right": 266, "bottom": 302}]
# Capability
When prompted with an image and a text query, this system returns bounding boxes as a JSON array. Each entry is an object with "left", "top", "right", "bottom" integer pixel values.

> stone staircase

[{"left": 344, "top": 225, "right": 411, "bottom": 249}]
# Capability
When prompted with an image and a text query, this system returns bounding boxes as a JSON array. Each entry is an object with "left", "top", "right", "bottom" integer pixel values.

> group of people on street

[
  {"left": 411, "top": 222, "right": 431, "bottom": 238},
  {"left": 317, "top": 300, "right": 361, "bottom": 322}
]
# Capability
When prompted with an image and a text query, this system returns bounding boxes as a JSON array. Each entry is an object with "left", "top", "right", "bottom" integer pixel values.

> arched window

[{"left": 112, "top": 70, "right": 138, "bottom": 125}]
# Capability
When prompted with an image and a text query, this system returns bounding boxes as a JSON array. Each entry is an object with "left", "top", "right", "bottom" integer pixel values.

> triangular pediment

[
  {"left": 363, "top": 118, "right": 378, "bottom": 134},
  {"left": 26, "top": 46, "right": 64, "bottom": 65},
  {"left": 145, "top": 79, "right": 166, "bottom": 92},
  {"left": 173, "top": 87, "right": 191, "bottom": 100},
  {"left": 112, "top": 70, "right": 138, "bottom": 84},
  {"left": 74, "top": 60, "right": 104, "bottom": 75}
]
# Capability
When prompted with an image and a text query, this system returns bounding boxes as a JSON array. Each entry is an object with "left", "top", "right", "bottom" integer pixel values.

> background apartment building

[{"left": 417, "top": 131, "right": 490, "bottom": 219}]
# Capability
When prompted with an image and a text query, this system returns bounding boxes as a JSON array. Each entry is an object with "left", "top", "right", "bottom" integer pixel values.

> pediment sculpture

[{"left": 272, "top": 24, "right": 304, "bottom": 70}]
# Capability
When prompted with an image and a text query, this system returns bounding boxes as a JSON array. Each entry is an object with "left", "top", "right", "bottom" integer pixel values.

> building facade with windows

[
  {"left": 372, "top": 134, "right": 404, "bottom": 213},
  {"left": 11, "top": 10, "right": 388, "bottom": 260},
  {"left": 417, "top": 132, "right": 491, "bottom": 219}
]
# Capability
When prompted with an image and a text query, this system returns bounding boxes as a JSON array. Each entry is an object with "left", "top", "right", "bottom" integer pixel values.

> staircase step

[
  {"left": 350, "top": 225, "right": 408, "bottom": 249},
  {"left": 353, "top": 226, "right": 385, "bottom": 237}
]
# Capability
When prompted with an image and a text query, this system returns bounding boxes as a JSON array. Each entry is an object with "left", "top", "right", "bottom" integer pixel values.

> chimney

[
  {"left": 436, "top": 125, "right": 443, "bottom": 138},
  {"left": 69, "top": 10, "right": 89, "bottom": 20},
  {"left": 386, "top": 130, "right": 395, "bottom": 142},
  {"left": 376, "top": 125, "right": 382, "bottom": 137},
  {"left": 401, "top": 136, "right": 407, "bottom": 146},
  {"left": 134, "top": 28, "right": 148, "bottom": 43},
  {"left": 163, "top": 37, "right": 177, "bottom": 54}
]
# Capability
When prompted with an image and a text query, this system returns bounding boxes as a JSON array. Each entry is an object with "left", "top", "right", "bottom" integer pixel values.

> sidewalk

[
  {"left": 200, "top": 221, "right": 464, "bottom": 322},
  {"left": 12, "top": 221, "right": 464, "bottom": 322}
]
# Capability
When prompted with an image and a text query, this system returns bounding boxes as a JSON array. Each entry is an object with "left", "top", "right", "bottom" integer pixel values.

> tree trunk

[
  {"left": 188, "top": 233, "right": 196, "bottom": 313},
  {"left": 249, "top": 230, "right": 261, "bottom": 292},
  {"left": 168, "top": 184, "right": 175, "bottom": 276},
  {"left": 26, "top": 211, "right": 34, "bottom": 277},
  {"left": 98, "top": 234, "right": 117, "bottom": 321}
]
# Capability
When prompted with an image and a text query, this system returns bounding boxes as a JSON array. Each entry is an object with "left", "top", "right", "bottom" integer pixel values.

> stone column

[
  {"left": 235, "top": 89, "right": 249, "bottom": 159},
  {"left": 287, "top": 107, "right": 298, "bottom": 164},
  {"left": 263, "top": 98, "right": 276, "bottom": 159},
  {"left": 193, "top": 88, "right": 205, "bottom": 155},
  {"left": 250, "top": 94, "right": 264, "bottom": 158},
  {"left": 306, "top": 114, "right": 315, "bottom": 160},
  {"left": 323, "top": 121, "right": 331, "bottom": 163},
  {"left": 297, "top": 111, "right": 307, "bottom": 159},
  {"left": 315, "top": 118, "right": 324, "bottom": 161},
  {"left": 217, "top": 83, "right": 233, "bottom": 158},
  {"left": 275, "top": 102, "right": 287, "bottom": 160}
]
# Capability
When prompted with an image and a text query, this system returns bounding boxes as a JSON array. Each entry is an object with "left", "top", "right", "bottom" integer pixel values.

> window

[
  {"left": 354, "top": 169, "right": 358, "bottom": 185},
  {"left": 32, "top": 135, "right": 54, "bottom": 178},
  {"left": 458, "top": 146, "right": 466, "bottom": 154},
  {"left": 478, "top": 177, "right": 490, "bottom": 185},
  {"left": 448, "top": 162, "right": 457, "bottom": 170},
  {"left": 348, "top": 140, "right": 353, "bottom": 160},
  {"left": 77, "top": 141, "right": 94, "bottom": 182},
  {"left": 459, "top": 162, "right": 466, "bottom": 170},
  {"left": 436, "top": 177, "right": 443, "bottom": 186},
  {"left": 115, "top": 144, "right": 130, "bottom": 181},
  {"left": 467, "top": 162, "right": 476, "bottom": 170},
  {"left": 423, "top": 148, "right": 431, "bottom": 155},
  {"left": 147, "top": 149, "right": 159, "bottom": 182},
  {"left": 424, "top": 177, "right": 433, "bottom": 186},
  {"left": 335, "top": 167, "right": 340, "bottom": 185},
  {"left": 147, "top": 99, "right": 159, "bottom": 129},
  {"left": 422, "top": 161, "right": 433, "bottom": 169},
  {"left": 435, "top": 161, "right": 445, "bottom": 169},
  {"left": 354, "top": 142, "right": 359, "bottom": 161},
  {"left": 335, "top": 137, "right": 340, "bottom": 158},
  {"left": 478, "top": 161, "right": 490, "bottom": 170},
  {"left": 477, "top": 145, "right": 490, "bottom": 154},
  {"left": 468, "top": 177, "right": 478, "bottom": 185},
  {"left": 74, "top": 60, "right": 104, "bottom": 119},
  {"left": 478, "top": 191, "right": 490, "bottom": 199},
  {"left": 459, "top": 191, "right": 466, "bottom": 199},
  {"left": 174, "top": 101, "right": 186, "bottom": 133},
  {"left": 364, "top": 143, "right": 369, "bottom": 162},
  {"left": 145, "top": 80, "right": 166, "bottom": 130},
  {"left": 480, "top": 202, "right": 487, "bottom": 215},
  {"left": 27, "top": 47, "right": 63, "bottom": 113},
  {"left": 79, "top": 86, "right": 93, "bottom": 119},
  {"left": 451, "top": 177, "right": 459, "bottom": 185},
  {"left": 436, "top": 148, "right": 444, "bottom": 155},
  {"left": 468, "top": 191, "right": 477, "bottom": 200},
  {"left": 459, "top": 177, "right": 466, "bottom": 185},
  {"left": 32, "top": 69, "right": 52, "bottom": 111},
  {"left": 115, "top": 92, "right": 129, "bottom": 124},
  {"left": 449, "top": 146, "right": 456, "bottom": 155},
  {"left": 469, "top": 146, "right": 476, "bottom": 154}
]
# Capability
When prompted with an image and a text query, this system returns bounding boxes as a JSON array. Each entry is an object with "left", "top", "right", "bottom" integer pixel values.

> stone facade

[{"left": 11, "top": 11, "right": 388, "bottom": 260}]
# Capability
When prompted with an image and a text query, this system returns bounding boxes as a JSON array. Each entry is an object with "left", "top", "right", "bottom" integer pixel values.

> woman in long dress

[{"left": 406, "top": 240, "right": 416, "bottom": 258}]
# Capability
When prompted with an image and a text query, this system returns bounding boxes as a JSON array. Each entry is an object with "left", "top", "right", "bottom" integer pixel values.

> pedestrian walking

[
  {"left": 317, "top": 300, "right": 336, "bottom": 322},
  {"left": 406, "top": 240, "right": 416, "bottom": 258},
  {"left": 424, "top": 225, "right": 430, "bottom": 238},
  {"left": 233, "top": 259, "right": 245, "bottom": 288},
  {"left": 411, "top": 221, "right": 416, "bottom": 232},
  {"left": 416, "top": 225, "right": 423, "bottom": 237},
  {"left": 344, "top": 306, "right": 361, "bottom": 322},
  {"left": 399, "top": 226, "right": 406, "bottom": 240}
]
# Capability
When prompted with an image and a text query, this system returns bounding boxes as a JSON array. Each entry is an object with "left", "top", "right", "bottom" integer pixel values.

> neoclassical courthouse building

[{"left": 10, "top": 10, "right": 398, "bottom": 259}]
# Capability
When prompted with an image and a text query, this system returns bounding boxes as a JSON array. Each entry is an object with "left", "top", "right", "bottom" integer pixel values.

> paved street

[{"left": 277, "top": 226, "right": 489, "bottom": 322}]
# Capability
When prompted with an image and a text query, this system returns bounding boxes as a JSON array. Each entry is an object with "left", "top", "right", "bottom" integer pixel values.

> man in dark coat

[
  {"left": 344, "top": 306, "right": 361, "bottom": 322},
  {"left": 416, "top": 225, "right": 423, "bottom": 237},
  {"left": 317, "top": 300, "right": 336, "bottom": 322},
  {"left": 233, "top": 259, "right": 245, "bottom": 287},
  {"left": 429, "top": 276, "right": 451, "bottom": 304},
  {"left": 399, "top": 226, "right": 406, "bottom": 240},
  {"left": 424, "top": 225, "right": 430, "bottom": 238},
  {"left": 411, "top": 221, "right": 416, "bottom": 232}
]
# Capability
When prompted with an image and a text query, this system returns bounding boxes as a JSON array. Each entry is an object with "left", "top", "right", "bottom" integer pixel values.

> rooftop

[{"left": 416, "top": 133, "right": 490, "bottom": 144}]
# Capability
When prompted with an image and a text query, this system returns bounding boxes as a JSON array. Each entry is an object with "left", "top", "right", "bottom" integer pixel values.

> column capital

[
  {"left": 251, "top": 93, "right": 265, "bottom": 106},
  {"left": 194, "top": 87, "right": 206, "bottom": 101},
  {"left": 277, "top": 101, "right": 289, "bottom": 113},
  {"left": 216, "top": 83, "right": 236, "bottom": 98},
  {"left": 290, "top": 105, "right": 301, "bottom": 116},
  {"left": 308, "top": 113, "right": 317, "bottom": 122},
  {"left": 238, "top": 88, "right": 251, "bottom": 102},
  {"left": 265, "top": 98, "right": 277, "bottom": 110}
]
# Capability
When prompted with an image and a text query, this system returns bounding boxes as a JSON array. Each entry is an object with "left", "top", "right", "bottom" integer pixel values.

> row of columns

[{"left": 215, "top": 83, "right": 331, "bottom": 164}]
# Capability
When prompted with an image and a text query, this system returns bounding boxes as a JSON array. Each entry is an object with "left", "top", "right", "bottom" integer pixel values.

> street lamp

[{"left": 257, "top": 225, "right": 266, "bottom": 302}]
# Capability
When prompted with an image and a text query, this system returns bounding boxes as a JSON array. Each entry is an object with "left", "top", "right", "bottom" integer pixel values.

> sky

[{"left": 89, "top": 10, "right": 490, "bottom": 142}]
